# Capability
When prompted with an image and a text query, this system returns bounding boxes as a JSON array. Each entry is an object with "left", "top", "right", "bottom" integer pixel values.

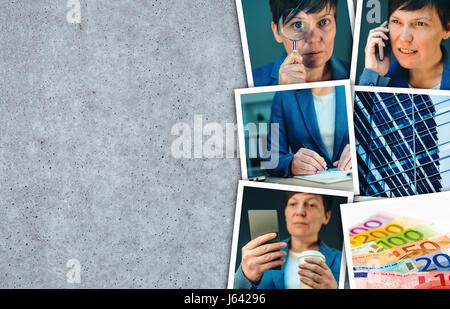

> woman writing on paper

[
  {"left": 360, "top": 0, "right": 450, "bottom": 89},
  {"left": 234, "top": 192, "right": 342, "bottom": 289},
  {"left": 265, "top": 85, "right": 352, "bottom": 177}
]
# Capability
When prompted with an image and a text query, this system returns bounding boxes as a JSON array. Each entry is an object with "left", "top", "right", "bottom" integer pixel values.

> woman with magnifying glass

[
  {"left": 252, "top": 0, "right": 350, "bottom": 86},
  {"left": 261, "top": 1, "right": 352, "bottom": 177}
]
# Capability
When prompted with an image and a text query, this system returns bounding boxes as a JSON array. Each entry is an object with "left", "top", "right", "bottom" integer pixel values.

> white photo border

[
  {"left": 349, "top": 0, "right": 364, "bottom": 85},
  {"left": 227, "top": 180, "right": 354, "bottom": 289},
  {"left": 353, "top": 85, "right": 450, "bottom": 97},
  {"left": 235, "top": 79, "right": 360, "bottom": 194}
]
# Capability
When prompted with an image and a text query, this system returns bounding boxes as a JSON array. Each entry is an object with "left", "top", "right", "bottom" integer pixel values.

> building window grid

[
  {"left": 354, "top": 96, "right": 393, "bottom": 194},
  {"left": 410, "top": 96, "right": 441, "bottom": 193},
  {"left": 355, "top": 91, "right": 446, "bottom": 197},
  {"left": 355, "top": 109, "right": 395, "bottom": 193},
  {"left": 361, "top": 94, "right": 438, "bottom": 195},
  {"left": 371, "top": 93, "right": 417, "bottom": 193}
]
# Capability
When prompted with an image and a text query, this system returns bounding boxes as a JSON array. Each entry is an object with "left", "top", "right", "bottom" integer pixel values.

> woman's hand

[
  {"left": 298, "top": 257, "right": 338, "bottom": 289},
  {"left": 241, "top": 233, "right": 287, "bottom": 284},
  {"left": 279, "top": 52, "right": 306, "bottom": 85},
  {"left": 333, "top": 144, "right": 352, "bottom": 171},
  {"left": 291, "top": 148, "right": 327, "bottom": 176},
  {"left": 365, "top": 21, "right": 391, "bottom": 76}
]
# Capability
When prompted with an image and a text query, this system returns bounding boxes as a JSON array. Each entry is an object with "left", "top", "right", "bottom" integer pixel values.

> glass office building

[{"left": 354, "top": 91, "right": 450, "bottom": 197}]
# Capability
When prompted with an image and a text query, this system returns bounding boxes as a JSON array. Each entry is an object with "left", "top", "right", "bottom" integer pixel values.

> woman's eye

[
  {"left": 293, "top": 21, "right": 303, "bottom": 29},
  {"left": 320, "top": 19, "right": 330, "bottom": 26},
  {"left": 308, "top": 203, "right": 316, "bottom": 207},
  {"left": 417, "top": 21, "right": 425, "bottom": 26},
  {"left": 391, "top": 19, "right": 399, "bottom": 24}
]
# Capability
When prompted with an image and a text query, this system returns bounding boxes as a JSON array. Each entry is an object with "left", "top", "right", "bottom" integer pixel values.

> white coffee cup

[{"left": 297, "top": 250, "right": 326, "bottom": 289}]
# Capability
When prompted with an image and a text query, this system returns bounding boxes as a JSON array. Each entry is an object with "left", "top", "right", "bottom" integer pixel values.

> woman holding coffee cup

[{"left": 234, "top": 192, "right": 341, "bottom": 289}]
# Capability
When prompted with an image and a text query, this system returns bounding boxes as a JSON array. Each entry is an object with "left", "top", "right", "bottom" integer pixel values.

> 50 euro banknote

[
  {"left": 366, "top": 271, "right": 450, "bottom": 289},
  {"left": 352, "top": 234, "right": 450, "bottom": 267}
]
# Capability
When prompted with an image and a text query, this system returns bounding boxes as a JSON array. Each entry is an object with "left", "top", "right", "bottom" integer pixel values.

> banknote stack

[{"left": 349, "top": 212, "right": 450, "bottom": 289}]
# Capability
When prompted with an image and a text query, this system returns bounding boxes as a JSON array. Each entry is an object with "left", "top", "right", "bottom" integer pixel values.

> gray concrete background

[{"left": 0, "top": 0, "right": 355, "bottom": 288}]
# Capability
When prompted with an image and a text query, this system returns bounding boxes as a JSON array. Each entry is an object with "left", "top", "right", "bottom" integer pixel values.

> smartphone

[
  {"left": 248, "top": 210, "right": 282, "bottom": 270},
  {"left": 375, "top": 24, "right": 391, "bottom": 61}
]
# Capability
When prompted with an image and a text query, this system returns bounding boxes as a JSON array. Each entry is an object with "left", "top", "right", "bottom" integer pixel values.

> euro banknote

[
  {"left": 353, "top": 259, "right": 419, "bottom": 289},
  {"left": 354, "top": 258, "right": 419, "bottom": 274},
  {"left": 352, "top": 234, "right": 450, "bottom": 267},
  {"left": 366, "top": 271, "right": 450, "bottom": 289},
  {"left": 354, "top": 248, "right": 450, "bottom": 274},
  {"left": 411, "top": 248, "right": 450, "bottom": 272},
  {"left": 351, "top": 241, "right": 384, "bottom": 256},
  {"left": 349, "top": 212, "right": 395, "bottom": 236},
  {"left": 351, "top": 224, "right": 440, "bottom": 255},
  {"left": 350, "top": 217, "right": 424, "bottom": 247}
]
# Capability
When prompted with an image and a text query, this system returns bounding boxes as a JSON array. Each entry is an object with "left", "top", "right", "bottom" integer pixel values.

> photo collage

[{"left": 227, "top": 0, "right": 450, "bottom": 289}]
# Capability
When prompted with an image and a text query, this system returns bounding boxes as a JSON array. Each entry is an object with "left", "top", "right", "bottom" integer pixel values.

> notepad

[{"left": 293, "top": 168, "right": 353, "bottom": 184}]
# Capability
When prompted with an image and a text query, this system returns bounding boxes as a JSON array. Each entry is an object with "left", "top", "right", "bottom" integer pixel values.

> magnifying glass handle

[
  {"left": 292, "top": 40, "right": 300, "bottom": 64},
  {"left": 292, "top": 40, "right": 298, "bottom": 54}
]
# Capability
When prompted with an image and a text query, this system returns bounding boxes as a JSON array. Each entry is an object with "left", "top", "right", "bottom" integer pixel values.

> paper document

[{"left": 293, "top": 168, "right": 352, "bottom": 184}]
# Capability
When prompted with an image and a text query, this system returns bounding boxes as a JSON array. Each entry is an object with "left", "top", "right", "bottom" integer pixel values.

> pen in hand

[{"left": 302, "top": 144, "right": 328, "bottom": 171}]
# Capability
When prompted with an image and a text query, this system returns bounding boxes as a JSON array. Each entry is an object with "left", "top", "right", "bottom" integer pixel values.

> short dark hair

[
  {"left": 285, "top": 192, "right": 332, "bottom": 213},
  {"left": 389, "top": 0, "right": 450, "bottom": 31},
  {"left": 269, "top": 0, "right": 337, "bottom": 24}
]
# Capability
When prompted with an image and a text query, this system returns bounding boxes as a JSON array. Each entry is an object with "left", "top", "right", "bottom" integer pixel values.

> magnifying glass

[{"left": 279, "top": 10, "right": 311, "bottom": 54}]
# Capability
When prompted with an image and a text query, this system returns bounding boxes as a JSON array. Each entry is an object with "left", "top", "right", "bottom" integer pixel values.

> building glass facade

[{"left": 354, "top": 91, "right": 450, "bottom": 197}]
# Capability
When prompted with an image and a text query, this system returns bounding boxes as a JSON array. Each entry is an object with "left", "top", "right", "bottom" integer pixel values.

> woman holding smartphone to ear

[{"left": 360, "top": 0, "right": 450, "bottom": 89}]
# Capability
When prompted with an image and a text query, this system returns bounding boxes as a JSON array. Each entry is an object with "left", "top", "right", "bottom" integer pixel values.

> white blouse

[{"left": 313, "top": 90, "right": 336, "bottom": 158}]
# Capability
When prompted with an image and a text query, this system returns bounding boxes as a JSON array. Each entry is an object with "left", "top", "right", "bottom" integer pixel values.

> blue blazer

[
  {"left": 266, "top": 86, "right": 349, "bottom": 177},
  {"left": 359, "top": 46, "right": 450, "bottom": 89},
  {"left": 252, "top": 52, "right": 350, "bottom": 86},
  {"left": 233, "top": 239, "right": 342, "bottom": 289}
]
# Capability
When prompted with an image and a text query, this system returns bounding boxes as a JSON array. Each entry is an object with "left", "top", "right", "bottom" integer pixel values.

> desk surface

[{"left": 264, "top": 177, "right": 355, "bottom": 192}]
